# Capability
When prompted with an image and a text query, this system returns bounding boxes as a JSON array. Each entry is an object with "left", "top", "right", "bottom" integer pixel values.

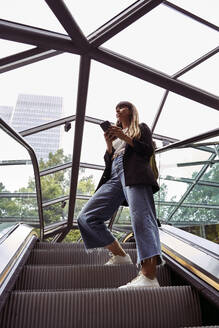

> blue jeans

[{"left": 77, "top": 154, "right": 162, "bottom": 264}]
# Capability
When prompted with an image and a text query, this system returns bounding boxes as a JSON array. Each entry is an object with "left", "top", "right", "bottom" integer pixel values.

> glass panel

[
  {"left": 40, "top": 168, "right": 71, "bottom": 202},
  {"left": 155, "top": 205, "right": 176, "bottom": 222},
  {"left": 104, "top": 5, "right": 218, "bottom": 75},
  {"left": 86, "top": 61, "right": 165, "bottom": 128},
  {"left": 25, "top": 122, "right": 75, "bottom": 166},
  {"left": 114, "top": 207, "right": 131, "bottom": 226},
  {"left": 74, "top": 199, "right": 87, "bottom": 220},
  {"left": 65, "top": 0, "right": 134, "bottom": 36},
  {"left": 81, "top": 121, "right": 108, "bottom": 166},
  {"left": 180, "top": 54, "right": 219, "bottom": 95},
  {"left": 171, "top": 207, "right": 219, "bottom": 225},
  {"left": 157, "top": 148, "right": 210, "bottom": 180},
  {"left": 43, "top": 200, "right": 69, "bottom": 226},
  {"left": 0, "top": 53, "right": 79, "bottom": 119},
  {"left": 184, "top": 184, "right": 218, "bottom": 204},
  {"left": 77, "top": 167, "right": 103, "bottom": 194},
  {"left": 200, "top": 163, "right": 219, "bottom": 183},
  {"left": 0, "top": 40, "right": 33, "bottom": 58},
  {"left": 0, "top": 0, "right": 66, "bottom": 33},
  {"left": 154, "top": 92, "right": 219, "bottom": 139},
  {"left": 0, "top": 124, "right": 39, "bottom": 227},
  {"left": 170, "top": 0, "right": 219, "bottom": 26}
]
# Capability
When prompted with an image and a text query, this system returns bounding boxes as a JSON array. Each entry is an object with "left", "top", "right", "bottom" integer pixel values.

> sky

[{"left": 0, "top": 0, "right": 218, "bottom": 196}]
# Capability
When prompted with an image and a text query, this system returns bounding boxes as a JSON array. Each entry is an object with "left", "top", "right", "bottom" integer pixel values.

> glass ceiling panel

[
  {"left": 0, "top": 53, "right": 79, "bottom": 120},
  {"left": 65, "top": 0, "right": 134, "bottom": 36},
  {"left": 154, "top": 92, "right": 219, "bottom": 139},
  {"left": 86, "top": 61, "right": 165, "bottom": 127},
  {"left": 104, "top": 5, "right": 218, "bottom": 75},
  {"left": 170, "top": 0, "right": 219, "bottom": 27},
  {"left": 0, "top": 40, "right": 33, "bottom": 59},
  {"left": 0, "top": 0, "right": 66, "bottom": 33},
  {"left": 179, "top": 53, "right": 219, "bottom": 95}
]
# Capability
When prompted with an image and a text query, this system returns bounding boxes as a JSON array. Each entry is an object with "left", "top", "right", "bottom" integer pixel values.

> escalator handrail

[{"left": 0, "top": 119, "right": 44, "bottom": 239}]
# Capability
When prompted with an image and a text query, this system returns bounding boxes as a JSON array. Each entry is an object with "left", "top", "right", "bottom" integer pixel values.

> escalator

[{"left": 0, "top": 223, "right": 218, "bottom": 327}]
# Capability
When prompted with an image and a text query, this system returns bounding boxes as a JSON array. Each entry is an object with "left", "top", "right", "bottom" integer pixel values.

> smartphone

[{"left": 100, "top": 120, "right": 111, "bottom": 132}]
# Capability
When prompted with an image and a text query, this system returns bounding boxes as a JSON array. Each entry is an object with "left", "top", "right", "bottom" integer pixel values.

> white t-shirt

[{"left": 112, "top": 128, "right": 128, "bottom": 157}]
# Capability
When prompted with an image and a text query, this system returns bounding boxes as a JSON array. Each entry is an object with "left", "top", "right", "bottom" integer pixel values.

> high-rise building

[
  {"left": 0, "top": 106, "right": 13, "bottom": 124},
  {"left": 11, "top": 94, "right": 63, "bottom": 161}
]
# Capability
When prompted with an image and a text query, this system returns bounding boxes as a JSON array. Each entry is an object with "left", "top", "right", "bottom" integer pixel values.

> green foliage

[{"left": 63, "top": 229, "right": 81, "bottom": 242}]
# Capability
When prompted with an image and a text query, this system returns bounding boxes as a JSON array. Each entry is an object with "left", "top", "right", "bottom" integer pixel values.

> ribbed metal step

[
  {"left": 14, "top": 264, "right": 171, "bottom": 290},
  {"left": 27, "top": 248, "right": 137, "bottom": 265},
  {"left": 35, "top": 241, "right": 136, "bottom": 249},
  {"left": 0, "top": 286, "right": 202, "bottom": 328}
]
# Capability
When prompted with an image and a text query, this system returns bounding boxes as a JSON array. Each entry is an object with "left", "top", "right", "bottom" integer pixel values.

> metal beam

[
  {"left": 164, "top": 176, "right": 219, "bottom": 188},
  {"left": 89, "top": 0, "right": 164, "bottom": 46},
  {"left": 0, "top": 47, "right": 62, "bottom": 74},
  {"left": 163, "top": 1, "right": 219, "bottom": 32},
  {"left": 151, "top": 46, "right": 219, "bottom": 132},
  {"left": 67, "top": 56, "right": 91, "bottom": 225},
  {"left": 156, "top": 128, "right": 219, "bottom": 154},
  {"left": 40, "top": 161, "right": 104, "bottom": 177},
  {"left": 44, "top": 0, "right": 90, "bottom": 52},
  {"left": 0, "top": 19, "right": 81, "bottom": 54},
  {"left": 91, "top": 47, "right": 219, "bottom": 110}
]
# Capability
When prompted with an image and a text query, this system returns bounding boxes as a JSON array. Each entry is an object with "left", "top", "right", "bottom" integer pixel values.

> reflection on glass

[{"left": 0, "top": 126, "right": 39, "bottom": 227}]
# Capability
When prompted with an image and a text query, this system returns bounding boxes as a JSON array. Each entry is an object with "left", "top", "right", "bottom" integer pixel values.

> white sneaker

[
  {"left": 119, "top": 272, "right": 160, "bottom": 288},
  {"left": 105, "top": 253, "right": 133, "bottom": 265}
]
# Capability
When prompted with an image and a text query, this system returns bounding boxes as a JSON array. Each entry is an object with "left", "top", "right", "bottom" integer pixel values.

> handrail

[{"left": 0, "top": 119, "right": 44, "bottom": 239}]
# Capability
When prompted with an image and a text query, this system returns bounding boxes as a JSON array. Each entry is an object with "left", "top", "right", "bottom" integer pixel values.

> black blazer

[{"left": 96, "top": 123, "right": 160, "bottom": 206}]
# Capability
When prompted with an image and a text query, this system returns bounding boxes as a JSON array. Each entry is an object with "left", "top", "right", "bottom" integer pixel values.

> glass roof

[
  {"left": 104, "top": 4, "right": 219, "bottom": 75},
  {"left": 0, "top": 1, "right": 218, "bottom": 237}
]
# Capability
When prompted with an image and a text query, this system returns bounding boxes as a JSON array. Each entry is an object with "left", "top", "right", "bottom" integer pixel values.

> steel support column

[{"left": 67, "top": 56, "right": 91, "bottom": 227}]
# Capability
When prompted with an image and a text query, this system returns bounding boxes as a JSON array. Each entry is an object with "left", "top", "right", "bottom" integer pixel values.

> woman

[{"left": 77, "top": 101, "right": 162, "bottom": 288}]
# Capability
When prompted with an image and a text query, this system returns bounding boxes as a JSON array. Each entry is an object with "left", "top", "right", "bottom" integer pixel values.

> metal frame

[{"left": 0, "top": 1, "right": 218, "bottom": 239}]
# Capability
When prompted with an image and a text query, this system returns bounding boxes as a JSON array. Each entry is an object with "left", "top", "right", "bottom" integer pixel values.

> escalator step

[
  {"left": 14, "top": 264, "right": 171, "bottom": 290},
  {"left": 35, "top": 241, "right": 136, "bottom": 249},
  {"left": 0, "top": 286, "right": 202, "bottom": 328},
  {"left": 27, "top": 248, "right": 137, "bottom": 265}
]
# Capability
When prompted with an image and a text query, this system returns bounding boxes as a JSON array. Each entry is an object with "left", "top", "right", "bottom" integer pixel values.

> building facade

[{"left": 10, "top": 94, "right": 63, "bottom": 161}]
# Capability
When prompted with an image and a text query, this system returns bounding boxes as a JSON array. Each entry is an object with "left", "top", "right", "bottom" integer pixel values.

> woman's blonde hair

[{"left": 115, "top": 101, "right": 141, "bottom": 139}]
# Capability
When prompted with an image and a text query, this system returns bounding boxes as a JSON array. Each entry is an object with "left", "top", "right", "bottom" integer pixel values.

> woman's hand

[
  {"left": 107, "top": 126, "right": 125, "bottom": 140},
  {"left": 108, "top": 126, "right": 134, "bottom": 147}
]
